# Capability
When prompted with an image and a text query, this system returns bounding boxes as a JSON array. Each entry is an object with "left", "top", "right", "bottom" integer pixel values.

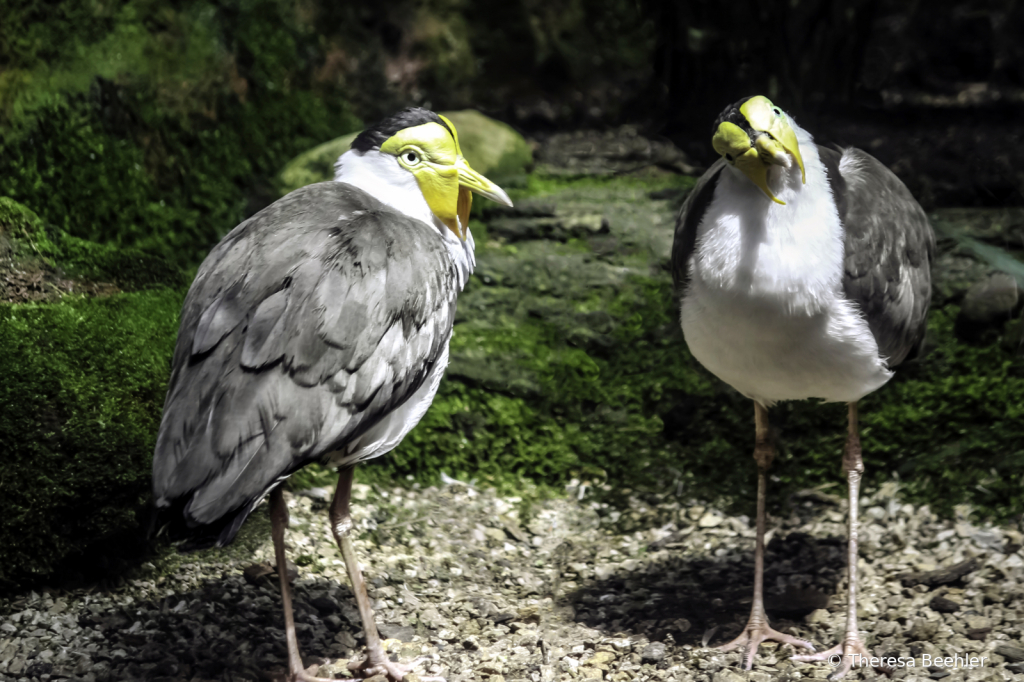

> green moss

[
  {"left": 870, "top": 312, "right": 1024, "bottom": 516},
  {"left": 1, "top": 3, "right": 227, "bottom": 128},
  {"left": 0, "top": 91, "right": 359, "bottom": 269},
  {"left": 1, "top": 0, "right": 362, "bottom": 269},
  {"left": 510, "top": 171, "right": 697, "bottom": 201},
  {"left": 56, "top": 234, "right": 187, "bottom": 290},
  {"left": 0, "top": 196, "right": 59, "bottom": 259},
  {"left": 0, "top": 288, "right": 183, "bottom": 585},
  {"left": 365, "top": 275, "right": 693, "bottom": 495},
  {"left": 1, "top": 196, "right": 185, "bottom": 291}
]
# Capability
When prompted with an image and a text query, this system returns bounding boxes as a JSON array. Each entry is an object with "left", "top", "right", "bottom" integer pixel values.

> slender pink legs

[
  {"left": 330, "top": 466, "right": 416, "bottom": 681},
  {"left": 269, "top": 487, "right": 334, "bottom": 681},
  {"left": 269, "top": 467, "right": 426, "bottom": 682},
  {"left": 715, "top": 401, "right": 816, "bottom": 668},
  {"left": 793, "top": 402, "right": 882, "bottom": 680}
]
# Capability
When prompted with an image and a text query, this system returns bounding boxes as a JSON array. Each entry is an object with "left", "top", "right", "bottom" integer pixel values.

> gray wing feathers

[
  {"left": 192, "top": 278, "right": 246, "bottom": 356},
  {"left": 154, "top": 182, "right": 457, "bottom": 530},
  {"left": 671, "top": 159, "right": 726, "bottom": 298},
  {"left": 828, "top": 146, "right": 935, "bottom": 368}
]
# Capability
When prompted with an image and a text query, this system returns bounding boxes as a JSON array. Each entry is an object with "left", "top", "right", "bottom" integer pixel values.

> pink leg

[
  {"left": 269, "top": 487, "right": 334, "bottom": 681},
  {"left": 715, "top": 402, "right": 815, "bottom": 668},
  {"left": 793, "top": 402, "right": 886, "bottom": 679},
  {"left": 331, "top": 467, "right": 438, "bottom": 681}
]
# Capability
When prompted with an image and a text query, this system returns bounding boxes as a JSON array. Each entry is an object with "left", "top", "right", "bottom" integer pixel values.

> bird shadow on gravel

[
  {"left": 87, "top": 572, "right": 367, "bottom": 681},
  {"left": 565, "top": 529, "right": 847, "bottom": 648}
]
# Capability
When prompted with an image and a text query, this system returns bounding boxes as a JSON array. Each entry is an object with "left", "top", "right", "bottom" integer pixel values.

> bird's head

[
  {"left": 711, "top": 96, "right": 806, "bottom": 205},
  {"left": 350, "top": 108, "right": 512, "bottom": 240}
]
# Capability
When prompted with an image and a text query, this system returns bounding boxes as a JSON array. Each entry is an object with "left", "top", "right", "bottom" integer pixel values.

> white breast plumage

[{"left": 680, "top": 126, "right": 891, "bottom": 406}]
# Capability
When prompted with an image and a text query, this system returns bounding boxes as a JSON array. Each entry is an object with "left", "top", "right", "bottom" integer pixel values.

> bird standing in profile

[
  {"left": 671, "top": 96, "right": 933, "bottom": 679},
  {"left": 152, "top": 108, "right": 512, "bottom": 681}
]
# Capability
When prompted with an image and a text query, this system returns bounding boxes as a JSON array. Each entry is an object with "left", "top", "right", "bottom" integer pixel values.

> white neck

[
  {"left": 691, "top": 121, "right": 844, "bottom": 315},
  {"left": 335, "top": 148, "right": 475, "bottom": 288}
]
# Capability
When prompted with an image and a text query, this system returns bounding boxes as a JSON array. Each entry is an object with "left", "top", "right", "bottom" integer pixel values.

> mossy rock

[
  {"left": 276, "top": 110, "right": 533, "bottom": 196},
  {"left": 0, "top": 197, "right": 186, "bottom": 300},
  {"left": 0, "top": 197, "right": 185, "bottom": 587},
  {"left": 0, "top": 197, "right": 60, "bottom": 262}
]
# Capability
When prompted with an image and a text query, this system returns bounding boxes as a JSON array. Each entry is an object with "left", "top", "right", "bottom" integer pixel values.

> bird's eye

[
  {"left": 405, "top": 151, "right": 419, "bottom": 164},
  {"left": 725, "top": 153, "right": 734, "bottom": 162},
  {"left": 773, "top": 107, "right": 781, "bottom": 116}
]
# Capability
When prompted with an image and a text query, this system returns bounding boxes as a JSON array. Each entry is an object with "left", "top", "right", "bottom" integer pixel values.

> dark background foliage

[{"left": 2, "top": 0, "right": 1021, "bottom": 261}]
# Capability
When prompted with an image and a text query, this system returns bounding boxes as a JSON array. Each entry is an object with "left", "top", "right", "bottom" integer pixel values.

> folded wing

[
  {"left": 822, "top": 147, "right": 935, "bottom": 367},
  {"left": 152, "top": 182, "right": 457, "bottom": 548}
]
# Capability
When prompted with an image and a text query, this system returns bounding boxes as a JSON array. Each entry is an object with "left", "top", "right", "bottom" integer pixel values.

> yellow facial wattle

[
  {"left": 379, "top": 119, "right": 511, "bottom": 240},
  {"left": 712, "top": 97, "right": 807, "bottom": 205},
  {"left": 713, "top": 121, "right": 784, "bottom": 205}
]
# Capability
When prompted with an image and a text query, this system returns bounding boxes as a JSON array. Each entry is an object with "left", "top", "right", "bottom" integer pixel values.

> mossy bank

[
  {"left": 1, "top": 0, "right": 363, "bottom": 268},
  {"left": 0, "top": 200, "right": 185, "bottom": 587}
]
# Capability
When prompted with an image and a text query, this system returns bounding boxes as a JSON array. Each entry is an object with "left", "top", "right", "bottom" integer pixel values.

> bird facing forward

[
  {"left": 152, "top": 108, "right": 512, "bottom": 682},
  {"left": 672, "top": 96, "right": 933, "bottom": 679}
]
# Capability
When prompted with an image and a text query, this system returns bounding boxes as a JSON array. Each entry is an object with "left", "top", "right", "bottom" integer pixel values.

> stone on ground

[{"left": 276, "top": 110, "right": 533, "bottom": 196}]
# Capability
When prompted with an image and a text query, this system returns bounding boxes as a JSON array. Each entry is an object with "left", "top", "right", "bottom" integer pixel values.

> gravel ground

[{"left": 2, "top": 477, "right": 1024, "bottom": 682}]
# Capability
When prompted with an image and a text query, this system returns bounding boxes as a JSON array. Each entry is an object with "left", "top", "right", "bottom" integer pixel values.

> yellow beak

[
  {"left": 713, "top": 121, "right": 786, "bottom": 205},
  {"left": 423, "top": 157, "right": 512, "bottom": 241},
  {"left": 740, "top": 96, "right": 806, "bottom": 184},
  {"left": 712, "top": 96, "right": 806, "bottom": 204},
  {"left": 437, "top": 113, "right": 512, "bottom": 240}
]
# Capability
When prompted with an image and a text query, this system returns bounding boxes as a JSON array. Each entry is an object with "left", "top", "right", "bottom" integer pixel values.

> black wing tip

[
  {"left": 351, "top": 107, "right": 452, "bottom": 152},
  {"left": 150, "top": 461, "right": 312, "bottom": 552},
  {"left": 149, "top": 494, "right": 253, "bottom": 552}
]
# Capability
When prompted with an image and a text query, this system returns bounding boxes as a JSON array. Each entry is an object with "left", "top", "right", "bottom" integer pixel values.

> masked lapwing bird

[
  {"left": 152, "top": 107, "right": 512, "bottom": 682},
  {"left": 671, "top": 96, "right": 933, "bottom": 679}
]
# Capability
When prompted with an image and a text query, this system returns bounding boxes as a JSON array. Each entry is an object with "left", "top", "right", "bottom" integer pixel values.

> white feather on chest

[{"left": 680, "top": 128, "right": 892, "bottom": 406}]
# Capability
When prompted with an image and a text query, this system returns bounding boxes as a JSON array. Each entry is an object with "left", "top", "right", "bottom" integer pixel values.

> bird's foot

[
  {"left": 272, "top": 662, "right": 337, "bottom": 682},
  {"left": 716, "top": 619, "right": 815, "bottom": 670},
  {"left": 792, "top": 637, "right": 890, "bottom": 680},
  {"left": 347, "top": 652, "right": 443, "bottom": 682}
]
